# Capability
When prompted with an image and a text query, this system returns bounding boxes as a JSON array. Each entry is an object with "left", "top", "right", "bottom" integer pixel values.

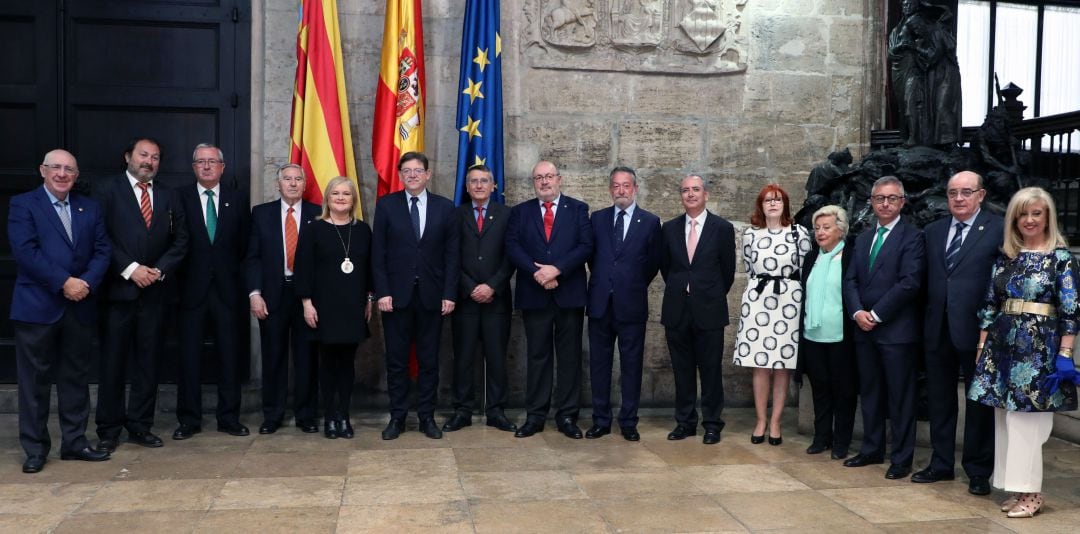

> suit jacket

[
  {"left": 457, "top": 201, "right": 514, "bottom": 314},
  {"left": 177, "top": 184, "right": 249, "bottom": 308},
  {"left": 371, "top": 190, "right": 460, "bottom": 310},
  {"left": 923, "top": 210, "right": 1004, "bottom": 351},
  {"left": 245, "top": 199, "right": 321, "bottom": 313},
  {"left": 659, "top": 211, "right": 736, "bottom": 330},
  {"left": 506, "top": 195, "right": 593, "bottom": 310},
  {"left": 587, "top": 205, "right": 661, "bottom": 322},
  {"left": 8, "top": 187, "right": 111, "bottom": 325},
  {"left": 843, "top": 217, "right": 926, "bottom": 344},
  {"left": 95, "top": 174, "right": 188, "bottom": 301}
]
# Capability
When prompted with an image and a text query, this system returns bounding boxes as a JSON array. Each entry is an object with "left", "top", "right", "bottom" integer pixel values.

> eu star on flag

[{"left": 454, "top": 0, "right": 504, "bottom": 205}]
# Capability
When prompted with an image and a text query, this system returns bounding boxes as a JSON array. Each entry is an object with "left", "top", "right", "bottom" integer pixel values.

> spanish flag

[
  {"left": 372, "top": 0, "right": 426, "bottom": 198},
  {"left": 289, "top": 0, "right": 360, "bottom": 215}
]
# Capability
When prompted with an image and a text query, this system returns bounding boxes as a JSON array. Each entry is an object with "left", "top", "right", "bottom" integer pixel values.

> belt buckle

[{"left": 1004, "top": 299, "right": 1021, "bottom": 314}]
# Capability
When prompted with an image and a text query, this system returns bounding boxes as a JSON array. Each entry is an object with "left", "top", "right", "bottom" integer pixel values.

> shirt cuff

[
  {"left": 870, "top": 310, "right": 882, "bottom": 323},
  {"left": 121, "top": 262, "right": 139, "bottom": 280},
  {"left": 249, "top": 290, "right": 261, "bottom": 298}
]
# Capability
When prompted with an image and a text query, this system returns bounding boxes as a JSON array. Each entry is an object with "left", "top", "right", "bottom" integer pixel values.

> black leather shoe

[
  {"left": 128, "top": 431, "right": 164, "bottom": 448},
  {"left": 885, "top": 464, "right": 912, "bottom": 480},
  {"left": 703, "top": 428, "right": 721, "bottom": 445},
  {"left": 22, "top": 455, "right": 46, "bottom": 474},
  {"left": 98, "top": 438, "right": 119, "bottom": 453},
  {"left": 442, "top": 413, "right": 472, "bottom": 432},
  {"left": 621, "top": 426, "right": 640, "bottom": 441},
  {"left": 831, "top": 449, "right": 849, "bottom": 460},
  {"left": 843, "top": 453, "right": 884, "bottom": 467},
  {"left": 806, "top": 442, "right": 830, "bottom": 455},
  {"left": 968, "top": 477, "right": 991, "bottom": 496},
  {"left": 419, "top": 417, "right": 443, "bottom": 439},
  {"left": 556, "top": 417, "right": 582, "bottom": 439},
  {"left": 324, "top": 419, "right": 339, "bottom": 439},
  {"left": 172, "top": 425, "right": 201, "bottom": 440},
  {"left": 381, "top": 418, "right": 405, "bottom": 440},
  {"left": 585, "top": 425, "right": 610, "bottom": 439},
  {"left": 60, "top": 446, "right": 110, "bottom": 462},
  {"left": 259, "top": 421, "right": 281, "bottom": 435},
  {"left": 750, "top": 434, "right": 765, "bottom": 444},
  {"left": 486, "top": 414, "right": 518, "bottom": 432},
  {"left": 297, "top": 419, "right": 320, "bottom": 433},
  {"left": 338, "top": 419, "right": 354, "bottom": 439},
  {"left": 768, "top": 435, "right": 783, "bottom": 446},
  {"left": 668, "top": 425, "right": 696, "bottom": 440},
  {"left": 217, "top": 422, "right": 250, "bottom": 437},
  {"left": 910, "top": 467, "right": 955, "bottom": 483},
  {"left": 514, "top": 420, "right": 544, "bottom": 438}
]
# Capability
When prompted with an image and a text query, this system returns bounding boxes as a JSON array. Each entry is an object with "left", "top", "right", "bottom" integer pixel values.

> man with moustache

[
  {"left": 585, "top": 166, "right": 661, "bottom": 441},
  {"left": 442, "top": 164, "right": 517, "bottom": 433},
  {"left": 913, "top": 171, "right": 1002, "bottom": 495},
  {"left": 10, "top": 149, "right": 111, "bottom": 473},
  {"left": 172, "top": 144, "right": 250, "bottom": 440},
  {"left": 659, "top": 175, "right": 736, "bottom": 445},
  {"left": 95, "top": 138, "right": 188, "bottom": 451},
  {"left": 246, "top": 164, "right": 322, "bottom": 434},
  {"left": 373, "top": 152, "right": 460, "bottom": 440},
  {"left": 506, "top": 160, "right": 593, "bottom": 439}
]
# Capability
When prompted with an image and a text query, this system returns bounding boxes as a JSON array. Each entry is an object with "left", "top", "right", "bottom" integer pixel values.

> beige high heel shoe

[
  {"left": 1006, "top": 493, "right": 1043, "bottom": 518},
  {"left": 999, "top": 493, "right": 1019, "bottom": 512}
]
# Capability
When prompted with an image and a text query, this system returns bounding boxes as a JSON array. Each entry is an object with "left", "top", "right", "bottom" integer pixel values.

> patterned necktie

[
  {"left": 285, "top": 206, "right": 298, "bottom": 272},
  {"left": 687, "top": 219, "right": 699, "bottom": 263},
  {"left": 543, "top": 201, "right": 554, "bottom": 241},
  {"left": 869, "top": 226, "right": 889, "bottom": 269},
  {"left": 137, "top": 182, "right": 152, "bottom": 228},
  {"left": 56, "top": 200, "right": 73, "bottom": 242},
  {"left": 205, "top": 190, "right": 217, "bottom": 243},
  {"left": 410, "top": 196, "right": 421, "bottom": 240},
  {"left": 475, "top": 205, "right": 484, "bottom": 232},
  {"left": 945, "top": 221, "right": 966, "bottom": 272},
  {"left": 614, "top": 210, "right": 626, "bottom": 250}
]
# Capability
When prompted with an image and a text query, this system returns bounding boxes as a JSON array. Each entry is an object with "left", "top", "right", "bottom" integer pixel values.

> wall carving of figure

[
  {"left": 542, "top": 0, "right": 597, "bottom": 48},
  {"left": 612, "top": 0, "right": 664, "bottom": 47}
]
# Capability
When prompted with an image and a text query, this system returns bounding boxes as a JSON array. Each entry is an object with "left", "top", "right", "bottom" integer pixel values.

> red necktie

[
  {"left": 285, "top": 206, "right": 298, "bottom": 271},
  {"left": 543, "top": 201, "right": 554, "bottom": 241},
  {"left": 137, "top": 182, "right": 152, "bottom": 228},
  {"left": 475, "top": 205, "right": 484, "bottom": 232}
]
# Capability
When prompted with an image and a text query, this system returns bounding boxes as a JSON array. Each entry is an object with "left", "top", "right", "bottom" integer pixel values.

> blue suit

[
  {"left": 586, "top": 205, "right": 661, "bottom": 428},
  {"left": 843, "top": 217, "right": 925, "bottom": 466},
  {"left": 9, "top": 186, "right": 110, "bottom": 457}
]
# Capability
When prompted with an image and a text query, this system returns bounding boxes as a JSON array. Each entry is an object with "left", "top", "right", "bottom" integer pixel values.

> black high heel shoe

[
  {"left": 338, "top": 418, "right": 354, "bottom": 439},
  {"left": 324, "top": 419, "right": 339, "bottom": 439},
  {"left": 768, "top": 435, "right": 783, "bottom": 446},
  {"left": 750, "top": 434, "right": 765, "bottom": 444}
]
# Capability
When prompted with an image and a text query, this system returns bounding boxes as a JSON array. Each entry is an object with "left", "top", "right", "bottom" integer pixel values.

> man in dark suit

[
  {"left": 172, "top": 143, "right": 250, "bottom": 440},
  {"left": 247, "top": 163, "right": 321, "bottom": 434},
  {"left": 442, "top": 164, "right": 517, "bottom": 434},
  {"left": 373, "top": 152, "right": 460, "bottom": 440},
  {"left": 95, "top": 138, "right": 188, "bottom": 452},
  {"left": 659, "top": 174, "right": 736, "bottom": 445},
  {"left": 913, "top": 171, "right": 1002, "bottom": 495},
  {"left": 842, "top": 175, "right": 926, "bottom": 479},
  {"left": 506, "top": 160, "right": 593, "bottom": 439},
  {"left": 585, "top": 166, "right": 661, "bottom": 442},
  {"left": 9, "top": 149, "right": 112, "bottom": 473}
]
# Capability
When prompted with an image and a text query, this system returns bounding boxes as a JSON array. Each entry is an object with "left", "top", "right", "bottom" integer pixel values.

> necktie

[
  {"left": 205, "top": 190, "right": 217, "bottom": 243},
  {"left": 614, "top": 210, "right": 626, "bottom": 250},
  {"left": 868, "top": 226, "right": 888, "bottom": 269},
  {"left": 543, "top": 201, "right": 554, "bottom": 241},
  {"left": 687, "top": 219, "right": 699, "bottom": 263},
  {"left": 945, "top": 221, "right": 966, "bottom": 272},
  {"left": 285, "top": 206, "right": 298, "bottom": 272},
  {"left": 56, "top": 200, "right": 73, "bottom": 242},
  {"left": 475, "top": 205, "right": 484, "bottom": 232},
  {"left": 137, "top": 182, "right": 152, "bottom": 228},
  {"left": 410, "top": 196, "right": 421, "bottom": 240}
]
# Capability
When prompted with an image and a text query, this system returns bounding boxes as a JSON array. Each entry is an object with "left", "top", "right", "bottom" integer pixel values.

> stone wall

[{"left": 251, "top": 0, "right": 884, "bottom": 410}]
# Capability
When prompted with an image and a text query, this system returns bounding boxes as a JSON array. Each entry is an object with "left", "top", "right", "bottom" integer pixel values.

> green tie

[
  {"left": 205, "top": 190, "right": 217, "bottom": 243},
  {"left": 868, "top": 226, "right": 888, "bottom": 269}
]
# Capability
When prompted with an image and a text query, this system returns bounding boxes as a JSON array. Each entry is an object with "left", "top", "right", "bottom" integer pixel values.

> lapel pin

[
  {"left": 224, "top": 202, "right": 230, "bottom": 208},
  {"left": 978, "top": 226, "right": 984, "bottom": 231},
  {"left": 78, "top": 207, "right": 84, "bottom": 212}
]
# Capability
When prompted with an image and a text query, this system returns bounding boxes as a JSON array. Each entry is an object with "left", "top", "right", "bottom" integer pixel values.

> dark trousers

[
  {"left": 856, "top": 340, "right": 917, "bottom": 466},
  {"left": 97, "top": 289, "right": 165, "bottom": 439},
  {"left": 451, "top": 306, "right": 510, "bottom": 417},
  {"left": 15, "top": 313, "right": 93, "bottom": 457},
  {"left": 176, "top": 287, "right": 242, "bottom": 427},
  {"left": 802, "top": 339, "right": 858, "bottom": 454},
  {"left": 925, "top": 317, "right": 995, "bottom": 478},
  {"left": 588, "top": 302, "right": 645, "bottom": 428},
  {"left": 259, "top": 281, "right": 318, "bottom": 424},
  {"left": 521, "top": 302, "right": 584, "bottom": 422},
  {"left": 319, "top": 343, "right": 357, "bottom": 419},
  {"left": 664, "top": 308, "right": 726, "bottom": 431},
  {"left": 382, "top": 285, "right": 443, "bottom": 420}
]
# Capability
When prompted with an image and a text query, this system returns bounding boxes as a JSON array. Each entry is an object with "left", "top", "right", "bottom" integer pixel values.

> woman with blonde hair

[{"left": 969, "top": 187, "right": 1078, "bottom": 517}]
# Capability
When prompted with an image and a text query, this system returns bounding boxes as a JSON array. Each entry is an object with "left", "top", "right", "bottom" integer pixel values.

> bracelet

[
  {"left": 1061, "top": 347, "right": 1074, "bottom": 358},
  {"left": 976, "top": 343, "right": 984, "bottom": 350},
  {"left": 367, "top": 295, "right": 376, "bottom": 302}
]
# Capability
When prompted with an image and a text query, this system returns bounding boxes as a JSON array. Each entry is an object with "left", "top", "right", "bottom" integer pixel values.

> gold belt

[{"left": 1002, "top": 298, "right": 1056, "bottom": 317}]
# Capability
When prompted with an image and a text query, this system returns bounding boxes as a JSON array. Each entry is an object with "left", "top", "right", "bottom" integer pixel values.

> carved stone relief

[{"left": 523, "top": 0, "right": 749, "bottom": 74}]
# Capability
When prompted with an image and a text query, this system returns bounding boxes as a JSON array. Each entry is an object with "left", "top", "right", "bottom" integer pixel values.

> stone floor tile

[
  {"left": 877, "top": 517, "right": 1016, "bottom": 533},
  {"left": 245, "top": 432, "right": 361, "bottom": 453},
  {"left": 196, "top": 506, "right": 339, "bottom": 533},
  {"left": 640, "top": 439, "right": 769, "bottom": 466},
  {"left": 776, "top": 460, "right": 901, "bottom": 490},
  {"left": 1042, "top": 446, "right": 1080, "bottom": 478},
  {"left": 350, "top": 429, "right": 454, "bottom": 451},
  {"left": 985, "top": 506, "right": 1080, "bottom": 533},
  {"left": 0, "top": 513, "right": 67, "bottom": 533},
  {"left": 553, "top": 442, "right": 670, "bottom": 472},
  {"left": 821, "top": 485, "right": 980, "bottom": 524},
  {"left": 715, "top": 490, "right": 872, "bottom": 531},
  {"left": 454, "top": 446, "right": 564, "bottom": 472},
  {"left": 349, "top": 448, "right": 458, "bottom": 476},
  {"left": 761, "top": 524, "right": 888, "bottom": 534},
  {"left": 336, "top": 501, "right": 473, "bottom": 533},
  {"left": 54, "top": 511, "right": 203, "bottom": 533},
  {"left": 461, "top": 470, "right": 586, "bottom": 501},
  {"left": 470, "top": 500, "right": 609, "bottom": 533},
  {"left": 444, "top": 424, "right": 544, "bottom": 449},
  {"left": 4, "top": 454, "right": 132, "bottom": 484},
  {"left": 116, "top": 452, "right": 244, "bottom": 480},
  {"left": 212, "top": 476, "right": 344, "bottom": 509},
  {"left": 574, "top": 470, "right": 700, "bottom": 500},
  {"left": 233, "top": 450, "right": 349, "bottom": 478},
  {"left": 343, "top": 474, "right": 465, "bottom": 505},
  {"left": 593, "top": 494, "right": 748, "bottom": 533},
  {"left": 78, "top": 479, "right": 225, "bottom": 513},
  {"left": 679, "top": 464, "right": 812, "bottom": 494},
  {"left": 0, "top": 482, "right": 102, "bottom": 515}
]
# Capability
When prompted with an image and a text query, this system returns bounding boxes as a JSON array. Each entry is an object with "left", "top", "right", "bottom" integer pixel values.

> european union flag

[{"left": 454, "top": 0, "right": 504, "bottom": 205}]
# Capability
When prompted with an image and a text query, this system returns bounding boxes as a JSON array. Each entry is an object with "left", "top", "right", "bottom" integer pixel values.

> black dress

[{"left": 294, "top": 219, "right": 373, "bottom": 344}]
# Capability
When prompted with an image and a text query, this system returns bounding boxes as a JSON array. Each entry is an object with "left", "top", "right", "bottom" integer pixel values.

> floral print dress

[{"left": 968, "top": 248, "right": 1079, "bottom": 412}]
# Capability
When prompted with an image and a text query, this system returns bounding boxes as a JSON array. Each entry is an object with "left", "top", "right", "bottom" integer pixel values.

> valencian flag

[
  {"left": 454, "top": 0, "right": 504, "bottom": 205},
  {"left": 372, "top": 0, "right": 425, "bottom": 198},
  {"left": 289, "top": 0, "right": 360, "bottom": 214}
]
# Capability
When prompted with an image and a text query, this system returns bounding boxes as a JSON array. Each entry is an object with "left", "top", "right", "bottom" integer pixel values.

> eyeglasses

[
  {"left": 399, "top": 168, "right": 427, "bottom": 177},
  {"left": 871, "top": 194, "right": 903, "bottom": 205},
  {"left": 763, "top": 198, "right": 783, "bottom": 205},
  {"left": 532, "top": 173, "right": 559, "bottom": 182},
  {"left": 194, "top": 159, "right": 222, "bottom": 167},
  {"left": 467, "top": 177, "right": 492, "bottom": 185},
  {"left": 946, "top": 188, "right": 983, "bottom": 199},
  {"left": 43, "top": 163, "right": 78, "bottom": 174}
]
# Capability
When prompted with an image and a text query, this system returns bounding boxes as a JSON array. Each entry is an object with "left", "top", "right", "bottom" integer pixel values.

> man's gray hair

[
  {"left": 609, "top": 166, "right": 638, "bottom": 186},
  {"left": 682, "top": 174, "right": 709, "bottom": 192},
  {"left": 277, "top": 163, "right": 305, "bottom": 180},
  {"left": 192, "top": 142, "right": 225, "bottom": 163},
  {"left": 872, "top": 175, "right": 904, "bottom": 196}
]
